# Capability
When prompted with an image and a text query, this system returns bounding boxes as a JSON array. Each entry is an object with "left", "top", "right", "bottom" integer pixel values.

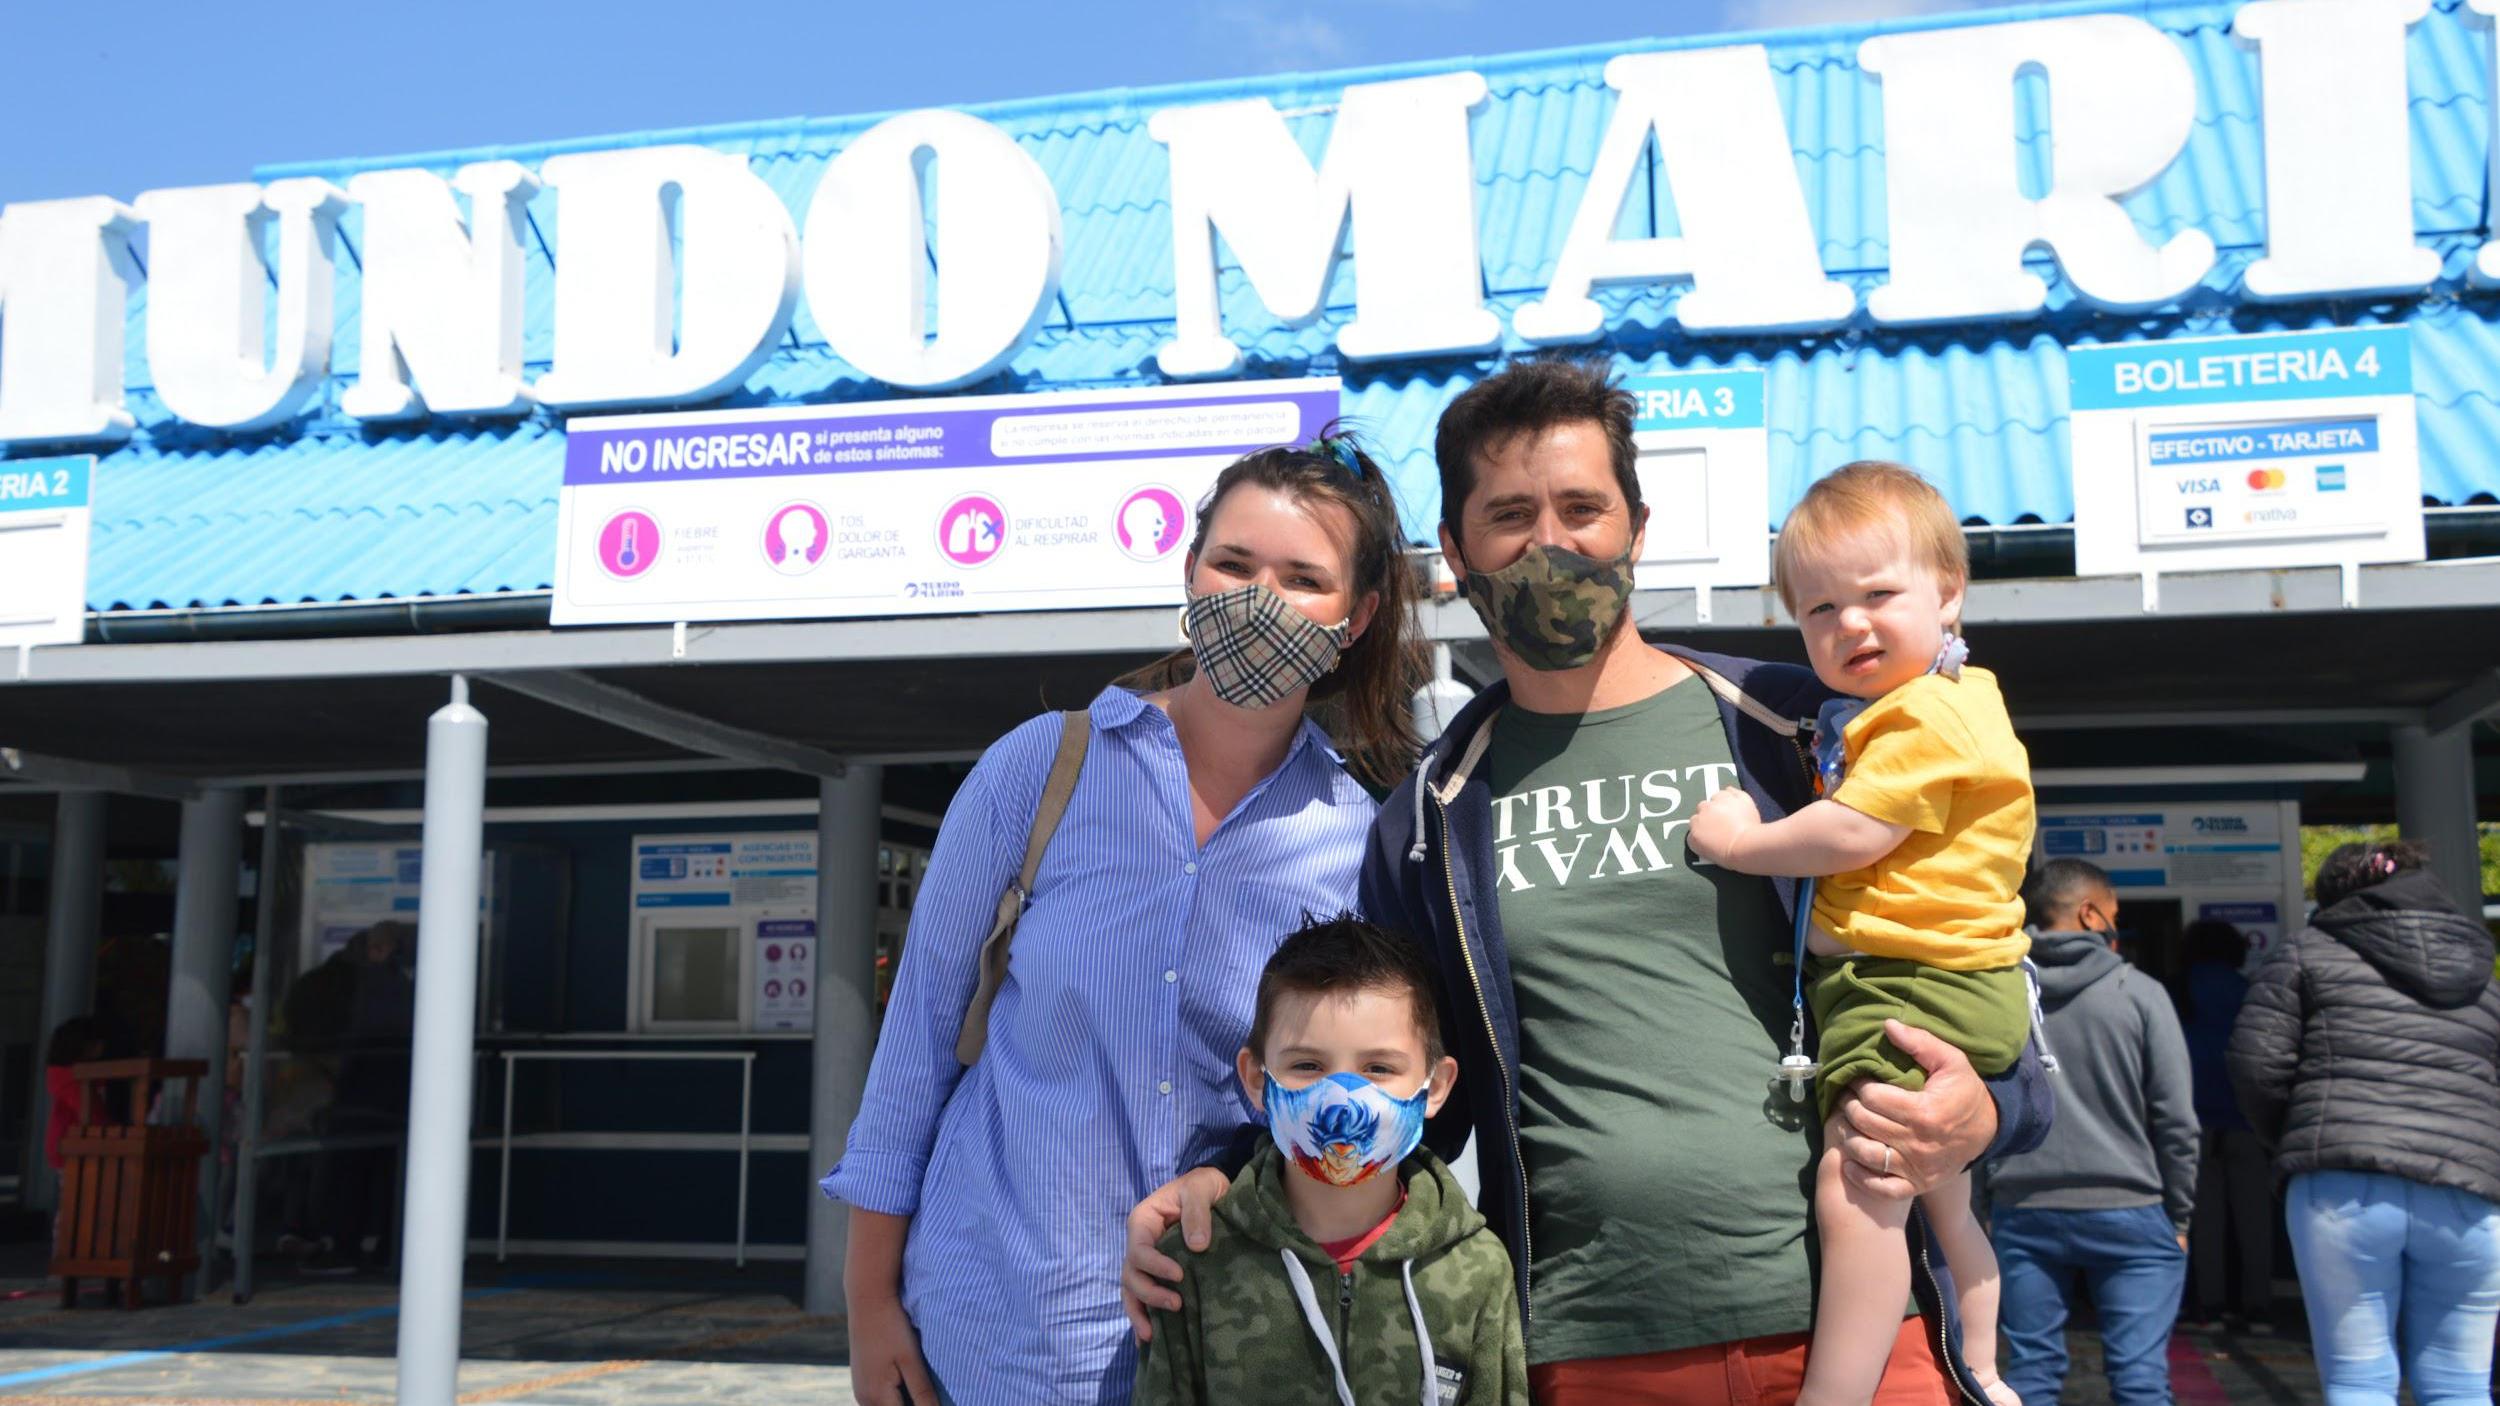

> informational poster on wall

[
  {"left": 2035, "top": 801, "right": 2302, "bottom": 968},
  {"left": 552, "top": 379, "right": 1340, "bottom": 626},
  {"left": 299, "top": 842, "right": 495, "bottom": 973},
  {"left": 629, "top": 833, "right": 818, "bottom": 1032},
  {"left": 2198, "top": 901, "right": 2284, "bottom": 966},
  {"left": 0, "top": 455, "right": 94, "bottom": 648},
  {"left": 2069, "top": 327, "right": 2423, "bottom": 579},
  {"left": 1621, "top": 370, "right": 1770, "bottom": 607}
]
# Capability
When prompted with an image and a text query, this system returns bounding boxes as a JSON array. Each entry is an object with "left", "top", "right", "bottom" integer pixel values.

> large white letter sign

[
  {"left": 802, "top": 110, "right": 1063, "bottom": 391},
  {"left": 0, "top": 198, "right": 141, "bottom": 446},
  {"left": 2478, "top": 0, "right": 2500, "bottom": 283},
  {"left": 532, "top": 145, "right": 799, "bottom": 411},
  {"left": 1149, "top": 72, "right": 1499, "bottom": 378},
  {"left": 1860, "top": 17, "right": 2214, "bottom": 324},
  {"left": 132, "top": 179, "right": 347, "bottom": 432},
  {"left": 342, "top": 161, "right": 538, "bottom": 421},
  {"left": 2237, "top": 0, "right": 2439, "bottom": 299},
  {"left": 1515, "top": 47, "right": 1852, "bottom": 340}
]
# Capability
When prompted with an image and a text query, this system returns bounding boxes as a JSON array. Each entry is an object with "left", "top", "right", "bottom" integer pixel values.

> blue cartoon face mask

[{"left": 1263, "top": 1072, "right": 1430, "bottom": 1187}]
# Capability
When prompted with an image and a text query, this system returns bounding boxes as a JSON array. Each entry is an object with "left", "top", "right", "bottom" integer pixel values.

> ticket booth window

[{"left": 649, "top": 924, "right": 743, "bottom": 1025}]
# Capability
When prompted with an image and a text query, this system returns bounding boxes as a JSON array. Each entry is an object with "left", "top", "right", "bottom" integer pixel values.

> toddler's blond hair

[{"left": 1773, "top": 461, "right": 1968, "bottom": 621}]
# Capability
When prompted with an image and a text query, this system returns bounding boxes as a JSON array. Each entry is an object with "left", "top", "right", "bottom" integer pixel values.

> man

[
  {"left": 1989, "top": 859, "right": 2198, "bottom": 1406},
  {"left": 1127, "top": 359, "right": 2051, "bottom": 1405}
]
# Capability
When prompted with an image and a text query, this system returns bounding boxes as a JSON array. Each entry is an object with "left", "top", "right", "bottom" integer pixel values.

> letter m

[{"left": 1147, "top": 73, "right": 1499, "bottom": 378}]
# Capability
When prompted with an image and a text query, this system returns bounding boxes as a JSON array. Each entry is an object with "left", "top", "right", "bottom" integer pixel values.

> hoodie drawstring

[
  {"left": 1401, "top": 1259, "right": 1440, "bottom": 1406},
  {"left": 2021, "top": 958, "right": 2061, "bottom": 1074},
  {"left": 1281, "top": 1251, "right": 1359, "bottom": 1406},
  {"left": 1281, "top": 1250, "right": 1441, "bottom": 1406},
  {"left": 1407, "top": 749, "right": 1434, "bottom": 864}
]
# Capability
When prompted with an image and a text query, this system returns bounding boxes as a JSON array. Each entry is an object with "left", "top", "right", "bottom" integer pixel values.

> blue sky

[{"left": 2, "top": 0, "right": 1994, "bottom": 204}]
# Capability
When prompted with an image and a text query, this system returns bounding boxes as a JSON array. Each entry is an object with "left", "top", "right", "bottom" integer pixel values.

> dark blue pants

[{"left": 1993, "top": 1204, "right": 2187, "bottom": 1406}]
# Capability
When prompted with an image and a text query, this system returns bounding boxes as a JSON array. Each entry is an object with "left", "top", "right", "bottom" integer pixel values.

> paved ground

[{"left": 0, "top": 1245, "right": 2331, "bottom": 1406}]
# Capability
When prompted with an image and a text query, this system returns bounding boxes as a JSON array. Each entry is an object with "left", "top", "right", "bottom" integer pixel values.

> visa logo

[{"left": 2175, "top": 477, "right": 2220, "bottom": 495}]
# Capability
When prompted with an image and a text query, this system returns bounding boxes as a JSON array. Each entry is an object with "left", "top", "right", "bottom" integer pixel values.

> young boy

[
  {"left": 1135, "top": 915, "right": 1526, "bottom": 1406},
  {"left": 1689, "top": 461, "right": 2035, "bottom": 1406}
]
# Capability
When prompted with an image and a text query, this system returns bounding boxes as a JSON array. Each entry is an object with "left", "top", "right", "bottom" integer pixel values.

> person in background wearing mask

[
  {"left": 824, "top": 432, "right": 1426, "bottom": 1406},
  {"left": 2177, "top": 919, "right": 2275, "bottom": 1333},
  {"left": 2229, "top": 840, "right": 2500, "bottom": 1406},
  {"left": 1987, "top": 859, "right": 2198, "bottom": 1406},
  {"left": 1127, "top": 359, "right": 2053, "bottom": 1406}
]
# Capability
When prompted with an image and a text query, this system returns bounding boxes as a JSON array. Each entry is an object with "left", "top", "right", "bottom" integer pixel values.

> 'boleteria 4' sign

[
  {"left": 2069, "top": 327, "right": 2422, "bottom": 580},
  {"left": 552, "top": 380, "right": 1338, "bottom": 626}
]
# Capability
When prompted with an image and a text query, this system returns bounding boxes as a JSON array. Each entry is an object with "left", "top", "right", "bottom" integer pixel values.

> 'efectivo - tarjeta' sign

[{"left": 2069, "top": 327, "right": 2422, "bottom": 579}]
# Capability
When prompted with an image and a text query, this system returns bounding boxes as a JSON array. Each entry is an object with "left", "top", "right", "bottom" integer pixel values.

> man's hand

[
  {"left": 1688, "top": 787, "right": 1761, "bottom": 867},
  {"left": 847, "top": 1291, "right": 941, "bottom": 1406},
  {"left": 2177, "top": 1232, "right": 2190, "bottom": 1253},
  {"left": 1832, "top": 1020, "right": 1999, "bottom": 1199},
  {"left": 1120, "top": 1164, "right": 1234, "bottom": 1342}
]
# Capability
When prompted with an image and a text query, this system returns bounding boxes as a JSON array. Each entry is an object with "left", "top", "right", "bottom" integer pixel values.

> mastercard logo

[{"left": 2245, "top": 467, "right": 2288, "bottom": 491}]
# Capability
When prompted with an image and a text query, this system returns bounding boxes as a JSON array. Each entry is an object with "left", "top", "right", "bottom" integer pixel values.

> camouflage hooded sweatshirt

[{"left": 1136, "top": 1143, "right": 1527, "bottom": 1406}]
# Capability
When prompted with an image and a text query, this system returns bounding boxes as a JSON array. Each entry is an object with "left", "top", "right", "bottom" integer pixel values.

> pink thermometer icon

[{"left": 597, "top": 510, "right": 660, "bottom": 580}]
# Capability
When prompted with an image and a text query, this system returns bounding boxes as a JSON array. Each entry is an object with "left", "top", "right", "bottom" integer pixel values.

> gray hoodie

[{"left": 1989, "top": 930, "right": 2201, "bottom": 1232}]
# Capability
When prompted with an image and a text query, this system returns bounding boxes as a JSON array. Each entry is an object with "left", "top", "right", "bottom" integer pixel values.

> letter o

[{"left": 803, "top": 110, "right": 1065, "bottom": 390}]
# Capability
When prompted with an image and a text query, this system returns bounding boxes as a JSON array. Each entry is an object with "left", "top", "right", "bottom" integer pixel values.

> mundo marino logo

[{"left": 0, "top": 0, "right": 2485, "bottom": 446}]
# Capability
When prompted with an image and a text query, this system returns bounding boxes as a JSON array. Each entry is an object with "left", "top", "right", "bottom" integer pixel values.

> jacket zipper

[
  {"left": 1918, "top": 1227, "right": 1987, "bottom": 1406},
  {"left": 1433, "top": 785, "right": 1532, "bottom": 1324}
]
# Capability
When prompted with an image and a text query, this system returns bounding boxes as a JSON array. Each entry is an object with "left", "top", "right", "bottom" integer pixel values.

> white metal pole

[
  {"left": 736, "top": 1054, "right": 752, "bottom": 1270},
  {"left": 805, "top": 763, "right": 881, "bottom": 1315},
  {"left": 167, "top": 787, "right": 244, "bottom": 1295},
  {"left": 497, "top": 1056, "right": 514, "bottom": 1264},
  {"left": 27, "top": 789, "right": 104, "bottom": 1213},
  {"left": 232, "top": 786, "right": 283, "bottom": 1302},
  {"left": 395, "top": 676, "right": 488, "bottom": 1406}
]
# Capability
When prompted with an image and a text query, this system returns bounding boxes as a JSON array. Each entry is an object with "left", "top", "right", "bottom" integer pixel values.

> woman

[
  {"left": 2228, "top": 841, "right": 2500, "bottom": 1406},
  {"left": 824, "top": 434, "right": 1426, "bottom": 1406}
]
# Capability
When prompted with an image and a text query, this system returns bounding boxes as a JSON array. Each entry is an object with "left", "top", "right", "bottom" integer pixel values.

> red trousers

[{"left": 1530, "top": 1314, "right": 1955, "bottom": 1406}]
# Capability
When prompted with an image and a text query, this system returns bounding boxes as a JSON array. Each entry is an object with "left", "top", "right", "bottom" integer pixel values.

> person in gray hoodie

[{"left": 1988, "top": 858, "right": 2199, "bottom": 1406}]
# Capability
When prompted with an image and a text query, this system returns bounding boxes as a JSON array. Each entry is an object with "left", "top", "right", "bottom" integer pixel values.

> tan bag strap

[{"left": 955, "top": 709, "right": 1091, "bottom": 1066}]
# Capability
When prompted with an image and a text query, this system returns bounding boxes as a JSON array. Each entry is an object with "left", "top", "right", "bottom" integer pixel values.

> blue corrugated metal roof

[{"left": 45, "top": 0, "right": 2500, "bottom": 610}]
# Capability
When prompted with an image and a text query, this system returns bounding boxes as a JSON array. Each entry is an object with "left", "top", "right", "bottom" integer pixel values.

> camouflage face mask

[{"left": 1459, "top": 541, "right": 1635, "bottom": 672}]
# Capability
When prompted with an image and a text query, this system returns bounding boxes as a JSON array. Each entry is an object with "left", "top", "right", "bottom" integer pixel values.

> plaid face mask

[{"left": 1182, "top": 583, "right": 1353, "bottom": 709}]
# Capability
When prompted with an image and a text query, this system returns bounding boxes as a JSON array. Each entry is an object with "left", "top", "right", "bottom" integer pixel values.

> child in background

[
  {"left": 44, "top": 1016, "right": 106, "bottom": 1255},
  {"left": 1690, "top": 461, "right": 2036, "bottom": 1406},
  {"left": 1136, "top": 915, "right": 1526, "bottom": 1406}
]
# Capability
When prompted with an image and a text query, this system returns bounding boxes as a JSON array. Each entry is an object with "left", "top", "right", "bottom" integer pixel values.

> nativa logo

[{"left": 2191, "top": 815, "right": 2251, "bottom": 833}]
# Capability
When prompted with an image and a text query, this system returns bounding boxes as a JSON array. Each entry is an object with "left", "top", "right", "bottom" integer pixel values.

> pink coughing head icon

[
  {"left": 937, "top": 493, "right": 1008, "bottom": 567},
  {"left": 765, "top": 502, "right": 830, "bottom": 574},
  {"left": 596, "top": 510, "right": 661, "bottom": 580},
  {"left": 1114, "top": 486, "right": 1187, "bottom": 562}
]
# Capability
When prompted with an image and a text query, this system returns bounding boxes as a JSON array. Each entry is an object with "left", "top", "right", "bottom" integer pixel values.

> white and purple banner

[{"left": 553, "top": 379, "right": 1341, "bottom": 626}]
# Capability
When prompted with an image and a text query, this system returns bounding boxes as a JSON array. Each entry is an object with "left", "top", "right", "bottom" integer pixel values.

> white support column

[
  {"left": 2392, "top": 722, "right": 2485, "bottom": 910},
  {"left": 806, "top": 763, "right": 881, "bottom": 1316},
  {"left": 396, "top": 678, "right": 488, "bottom": 1406},
  {"left": 26, "top": 790, "right": 105, "bottom": 1212},
  {"left": 166, "top": 786, "right": 244, "bottom": 1289}
]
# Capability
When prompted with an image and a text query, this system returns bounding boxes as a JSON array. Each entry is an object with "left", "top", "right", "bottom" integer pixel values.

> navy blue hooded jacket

[{"left": 1358, "top": 644, "right": 2054, "bottom": 1398}]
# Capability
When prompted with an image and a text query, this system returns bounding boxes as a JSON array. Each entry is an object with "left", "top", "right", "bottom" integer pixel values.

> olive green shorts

[{"left": 1804, "top": 955, "right": 2029, "bottom": 1123}]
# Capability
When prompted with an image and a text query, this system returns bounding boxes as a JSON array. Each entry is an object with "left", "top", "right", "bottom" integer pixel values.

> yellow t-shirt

[{"left": 1810, "top": 666, "right": 2034, "bottom": 970}]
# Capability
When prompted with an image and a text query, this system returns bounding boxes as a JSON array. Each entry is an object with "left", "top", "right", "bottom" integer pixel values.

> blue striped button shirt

[{"left": 821, "top": 686, "right": 1377, "bottom": 1406}]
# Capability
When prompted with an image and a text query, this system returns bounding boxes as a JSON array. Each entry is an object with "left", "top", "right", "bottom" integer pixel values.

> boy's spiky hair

[
  {"left": 1247, "top": 914, "right": 1444, "bottom": 1064},
  {"left": 1773, "top": 461, "right": 1969, "bottom": 622}
]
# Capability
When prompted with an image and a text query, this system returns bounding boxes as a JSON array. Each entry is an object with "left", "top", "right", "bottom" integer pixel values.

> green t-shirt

[{"left": 1485, "top": 677, "right": 1816, "bottom": 1365}]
